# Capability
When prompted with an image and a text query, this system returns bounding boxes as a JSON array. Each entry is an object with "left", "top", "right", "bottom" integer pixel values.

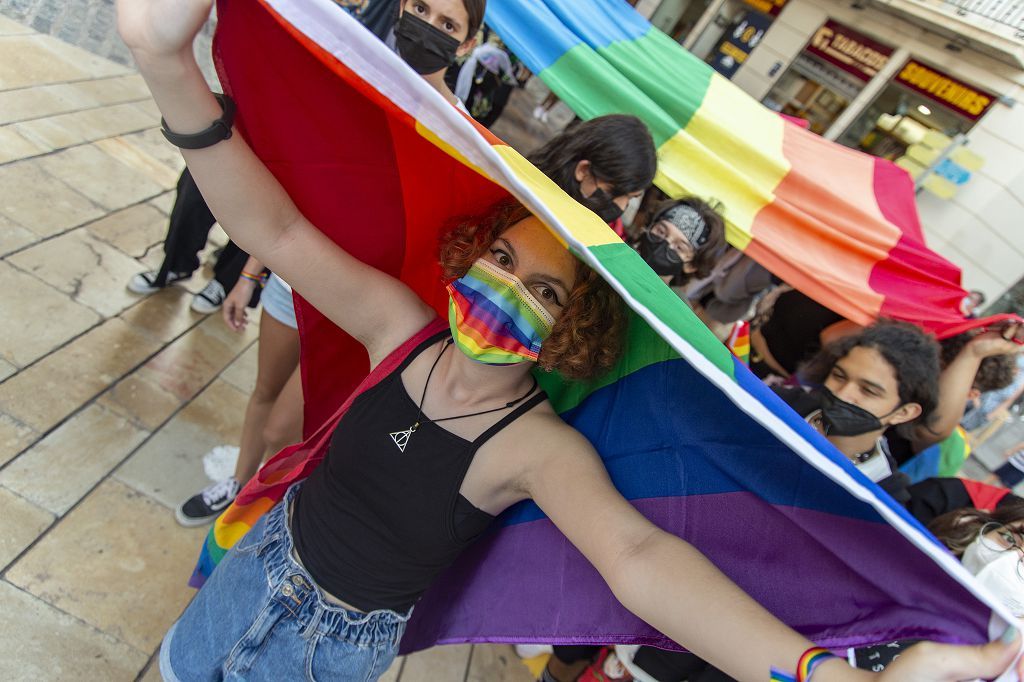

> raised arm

[
  {"left": 522, "top": 425, "right": 1020, "bottom": 681},
  {"left": 116, "top": 0, "right": 434, "bottom": 361},
  {"left": 913, "top": 331, "right": 1022, "bottom": 451}
]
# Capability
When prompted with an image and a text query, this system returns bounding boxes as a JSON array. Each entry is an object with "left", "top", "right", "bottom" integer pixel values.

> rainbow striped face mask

[{"left": 446, "top": 258, "right": 557, "bottom": 365}]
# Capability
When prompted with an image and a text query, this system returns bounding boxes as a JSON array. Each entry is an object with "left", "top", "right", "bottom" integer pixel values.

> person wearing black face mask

[
  {"left": 390, "top": 0, "right": 484, "bottom": 106},
  {"left": 634, "top": 197, "right": 726, "bottom": 287},
  {"left": 528, "top": 115, "right": 658, "bottom": 237},
  {"left": 786, "top": 321, "right": 1023, "bottom": 525},
  {"left": 339, "top": 0, "right": 483, "bottom": 107}
]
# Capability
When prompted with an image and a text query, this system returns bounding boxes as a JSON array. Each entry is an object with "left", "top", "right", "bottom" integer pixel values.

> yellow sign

[
  {"left": 895, "top": 61, "right": 995, "bottom": 121},
  {"left": 744, "top": 0, "right": 788, "bottom": 15},
  {"left": 896, "top": 128, "right": 985, "bottom": 200}
]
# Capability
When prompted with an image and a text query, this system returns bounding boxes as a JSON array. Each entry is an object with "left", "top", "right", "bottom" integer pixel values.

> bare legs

[{"left": 234, "top": 310, "right": 303, "bottom": 482}]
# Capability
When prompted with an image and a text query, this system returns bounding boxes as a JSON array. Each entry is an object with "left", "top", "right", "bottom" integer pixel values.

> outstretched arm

[
  {"left": 913, "top": 331, "right": 1022, "bottom": 452},
  {"left": 117, "top": 0, "right": 434, "bottom": 361},
  {"left": 522, "top": 425, "right": 1020, "bottom": 681}
]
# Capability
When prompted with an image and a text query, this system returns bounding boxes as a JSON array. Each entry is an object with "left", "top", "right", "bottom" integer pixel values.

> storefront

[
  {"left": 761, "top": 19, "right": 894, "bottom": 134},
  {"left": 836, "top": 59, "right": 997, "bottom": 160},
  {"left": 648, "top": 0, "right": 788, "bottom": 78},
  {"left": 649, "top": 0, "right": 719, "bottom": 44}
]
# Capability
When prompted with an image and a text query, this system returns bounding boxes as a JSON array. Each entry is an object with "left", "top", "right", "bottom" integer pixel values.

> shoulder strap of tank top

[
  {"left": 391, "top": 323, "right": 451, "bottom": 374},
  {"left": 470, "top": 389, "right": 549, "bottom": 449}
]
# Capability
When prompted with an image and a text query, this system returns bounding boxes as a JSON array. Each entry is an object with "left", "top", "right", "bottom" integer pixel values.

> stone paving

[{"left": 0, "top": 13, "right": 537, "bottom": 682}]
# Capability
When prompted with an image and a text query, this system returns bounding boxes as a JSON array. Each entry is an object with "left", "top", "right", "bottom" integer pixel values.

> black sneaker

[
  {"left": 127, "top": 270, "right": 190, "bottom": 295},
  {"left": 175, "top": 477, "right": 240, "bottom": 527}
]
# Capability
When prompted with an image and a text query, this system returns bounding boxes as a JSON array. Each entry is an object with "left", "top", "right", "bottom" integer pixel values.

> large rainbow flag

[
  {"left": 487, "top": 0, "right": 970, "bottom": 338},
  {"left": 193, "top": 0, "right": 1017, "bottom": 665}
]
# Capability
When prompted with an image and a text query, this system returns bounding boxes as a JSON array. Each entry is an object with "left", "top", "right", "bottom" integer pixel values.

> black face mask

[
  {"left": 395, "top": 12, "right": 461, "bottom": 75},
  {"left": 581, "top": 187, "right": 624, "bottom": 224},
  {"left": 818, "top": 387, "right": 899, "bottom": 437},
  {"left": 638, "top": 230, "right": 683, "bottom": 277}
]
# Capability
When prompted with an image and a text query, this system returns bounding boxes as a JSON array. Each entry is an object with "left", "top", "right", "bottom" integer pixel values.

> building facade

[{"left": 635, "top": 0, "right": 1024, "bottom": 310}]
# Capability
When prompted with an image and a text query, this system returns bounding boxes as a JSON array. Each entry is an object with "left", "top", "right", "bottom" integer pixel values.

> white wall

[
  {"left": 634, "top": 0, "right": 663, "bottom": 19},
  {"left": 726, "top": 0, "right": 1024, "bottom": 300}
]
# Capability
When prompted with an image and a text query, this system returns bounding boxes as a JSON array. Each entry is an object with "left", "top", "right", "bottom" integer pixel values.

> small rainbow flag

[{"left": 192, "top": 0, "right": 1015, "bottom": 659}]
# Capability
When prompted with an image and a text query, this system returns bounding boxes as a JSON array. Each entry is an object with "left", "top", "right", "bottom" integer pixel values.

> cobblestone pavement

[
  {"left": 0, "top": 0, "right": 218, "bottom": 82},
  {"left": 0, "top": 10, "right": 537, "bottom": 682}
]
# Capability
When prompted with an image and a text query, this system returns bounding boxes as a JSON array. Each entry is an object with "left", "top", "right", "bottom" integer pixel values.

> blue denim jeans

[{"left": 160, "top": 485, "right": 410, "bottom": 681}]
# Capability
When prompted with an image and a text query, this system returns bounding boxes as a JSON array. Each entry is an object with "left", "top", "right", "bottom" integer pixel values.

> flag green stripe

[
  {"left": 594, "top": 27, "right": 712, "bottom": 132},
  {"left": 541, "top": 42, "right": 681, "bottom": 147},
  {"left": 537, "top": 242, "right": 735, "bottom": 415},
  {"left": 588, "top": 242, "right": 734, "bottom": 372}
]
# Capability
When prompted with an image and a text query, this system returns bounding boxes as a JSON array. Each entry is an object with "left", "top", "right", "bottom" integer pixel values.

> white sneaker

[
  {"left": 515, "top": 644, "right": 552, "bottom": 659},
  {"left": 126, "top": 270, "right": 190, "bottom": 295},
  {"left": 190, "top": 280, "right": 226, "bottom": 314}
]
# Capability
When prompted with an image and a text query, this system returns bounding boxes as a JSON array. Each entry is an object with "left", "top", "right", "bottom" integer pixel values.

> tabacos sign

[
  {"left": 806, "top": 20, "right": 893, "bottom": 82},
  {"left": 895, "top": 60, "right": 995, "bottom": 121}
]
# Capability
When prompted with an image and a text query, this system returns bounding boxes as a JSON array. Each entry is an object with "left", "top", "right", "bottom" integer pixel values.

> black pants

[
  {"left": 632, "top": 648, "right": 735, "bottom": 682},
  {"left": 154, "top": 168, "right": 248, "bottom": 290}
]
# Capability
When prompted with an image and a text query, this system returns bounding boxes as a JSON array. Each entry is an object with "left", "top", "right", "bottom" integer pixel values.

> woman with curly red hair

[{"left": 120, "top": 0, "right": 1023, "bottom": 679}]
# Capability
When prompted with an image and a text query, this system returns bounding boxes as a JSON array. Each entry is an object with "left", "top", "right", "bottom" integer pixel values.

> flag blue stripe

[{"left": 500, "top": 358, "right": 939, "bottom": 535}]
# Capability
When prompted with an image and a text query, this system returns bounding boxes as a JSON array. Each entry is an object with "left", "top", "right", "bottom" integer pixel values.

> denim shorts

[
  {"left": 261, "top": 274, "right": 297, "bottom": 329},
  {"left": 160, "top": 485, "right": 410, "bottom": 681}
]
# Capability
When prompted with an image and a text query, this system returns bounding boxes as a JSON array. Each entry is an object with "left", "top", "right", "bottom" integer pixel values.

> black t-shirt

[{"left": 760, "top": 289, "right": 843, "bottom": 374}]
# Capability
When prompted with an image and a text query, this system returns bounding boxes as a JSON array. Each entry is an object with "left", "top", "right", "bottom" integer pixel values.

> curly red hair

[{"left": 439, "top": 199, "right": 626, "bottom": 380}]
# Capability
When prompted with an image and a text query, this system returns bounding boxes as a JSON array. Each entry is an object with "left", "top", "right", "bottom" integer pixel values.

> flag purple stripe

[{"left": 400, "top": 492, "right": 989, "bottom": 653}]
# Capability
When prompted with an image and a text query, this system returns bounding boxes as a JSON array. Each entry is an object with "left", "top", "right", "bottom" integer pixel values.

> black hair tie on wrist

[{"left": 161, "top": 93, "right": 236, "bottom": 149}]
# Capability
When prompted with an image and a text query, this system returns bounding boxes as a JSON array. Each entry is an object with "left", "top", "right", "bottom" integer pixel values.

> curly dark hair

[
  {"left": 527, "top": 114, "right": 657, "bottom": 201},
  {"left": 642, "top": 196, "right": 727, "bottom": 280},
  {"left": 439, "top": 199, "right": 627, "bottom": 380},
  {"left": 940, "top": 332, "right": 1019, "bottom": 394},
  {"left": 799, "top": 320, "right": 941, "bottom": 435}
]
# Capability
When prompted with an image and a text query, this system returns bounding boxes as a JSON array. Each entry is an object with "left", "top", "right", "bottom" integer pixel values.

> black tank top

[{"left": 291, "top": 330, "right": 547, "bottom": 612}]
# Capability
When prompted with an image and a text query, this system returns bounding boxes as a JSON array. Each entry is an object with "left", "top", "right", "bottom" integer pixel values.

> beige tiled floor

[{"left": 0, "top": 17, "right": 534, "bottom": 682}]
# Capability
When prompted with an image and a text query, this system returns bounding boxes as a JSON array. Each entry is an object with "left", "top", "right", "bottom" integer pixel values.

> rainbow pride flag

[
  {"left": 487, "top": 0, "right": 970, "bottom": 338},
  {"left": 900, "top": 426, "right": 973, "bottom": 484},
  {"left": 193, "top": 0, "right": 1016, "bottom": 661}
]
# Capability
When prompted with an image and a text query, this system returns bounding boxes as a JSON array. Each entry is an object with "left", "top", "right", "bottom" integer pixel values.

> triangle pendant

[{"left": 389, "top": 427, "right": 414, "bottom": 453}]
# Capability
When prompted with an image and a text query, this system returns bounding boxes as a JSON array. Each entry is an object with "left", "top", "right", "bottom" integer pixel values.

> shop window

[
  {"left": 762, "top": 54, "right": 864, "bottom": 134},
  {"left": 761, "top": 19, "right": 894, "bottom": 135},
  {"left": 836, "top": 59, "right": 995, "bottom": 160},
  {"left": 650, "top": 0, "right": 716, "bottom": 44}
]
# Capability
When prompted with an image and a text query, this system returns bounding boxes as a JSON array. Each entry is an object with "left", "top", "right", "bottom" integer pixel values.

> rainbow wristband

[
  {"left": 239, "top": 271, "right": 267, "bottom": 287},
  {"left": 770, "top": 647, "right": 838, "bottom": 682}
]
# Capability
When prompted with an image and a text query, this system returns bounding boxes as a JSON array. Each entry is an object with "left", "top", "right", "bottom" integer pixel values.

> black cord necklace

[{"left": 389, "top": 339, "right": 538, "bottom": 453}]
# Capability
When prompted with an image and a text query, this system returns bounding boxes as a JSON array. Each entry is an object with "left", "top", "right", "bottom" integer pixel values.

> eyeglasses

[
  {"left": 649, "top": 221, "right": 696, "bottom": 266},
  {"left": 978, "top": 522, "right": 1024, "bottom": 581}
]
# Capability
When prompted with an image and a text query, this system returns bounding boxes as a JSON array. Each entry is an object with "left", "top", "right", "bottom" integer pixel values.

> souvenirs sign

[{"left": 895, "top": 60, "right": 995, "bottom": 122}]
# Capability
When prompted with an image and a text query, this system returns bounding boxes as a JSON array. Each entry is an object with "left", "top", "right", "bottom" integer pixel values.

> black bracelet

[{"left": 161, "top": 93, "right": 236, "bottom": 149}]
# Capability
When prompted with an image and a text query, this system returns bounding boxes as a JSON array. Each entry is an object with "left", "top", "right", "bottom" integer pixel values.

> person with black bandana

[{"left": 635, "top": 197, "right": 726, "bottom": 287}]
